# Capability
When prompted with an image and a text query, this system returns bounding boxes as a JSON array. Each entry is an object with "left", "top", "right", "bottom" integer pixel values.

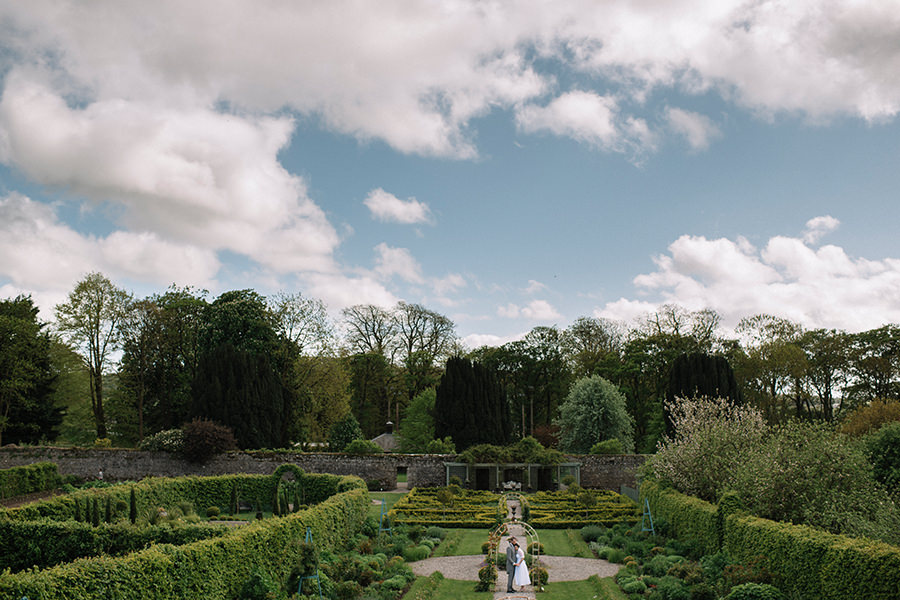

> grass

[
  {"left": 408, "top": 575, "right": 627, "bottom": 600},
  {"left": 536, "top": 529, "right": 594, "bottom": 558},
  {"left": 432, "top": 528, "right": 492, "bottom": 557},
  {"left": 368, "top": 491, "right": 406, "bottom": 519},
  {"left": 397, "top": 472, "right": 408, "bottom": 483}
]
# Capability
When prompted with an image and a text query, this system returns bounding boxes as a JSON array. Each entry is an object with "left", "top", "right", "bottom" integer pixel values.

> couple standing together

[{"left": 505, "top": 536, "right": 531, "bottom": 593}]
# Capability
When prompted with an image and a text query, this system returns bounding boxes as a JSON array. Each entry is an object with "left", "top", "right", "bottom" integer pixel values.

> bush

[
  {"left": 182, "top": 419, "right": 237, "bottom": 463},
  {"left": 138, "top": 429, "right": 185, "bottom": 453},
  {"left": 425, "top": 526, "right": 446, "bottom": 539},
  {"left": 839, "top": 399, "right": 900, "bottom": 437},
  {"left": 865, "top": 421, "right": 900, "bottom": 494},
  {"left": 591, "top": 438, "right": 625, "bottom": 454},
  {"left": 0, "top": 462, "right": 61, "bottom": 500},
  {"left": 328, "top": 414, "right": 364, "bottom": 452},
  {"left": 581, "top": 525, "right": 605, "bottom": 543},
  {"left": 206, "top": 506, "right": 220, "bottom": 517},
  {"left": 344, "top": 439, "right": 383, "bottom": 455},
  {"left": 476, "top": 564, "right": 497, "bottom": 592},
  {"left": 723, "top": 583, "right": 784, "bottom": 600},
  {"left": 238, "top": 572, "right": 278, "bottom": 600},
  {"left": 424, "top": 436, "right": 456, "bottom": 454}
]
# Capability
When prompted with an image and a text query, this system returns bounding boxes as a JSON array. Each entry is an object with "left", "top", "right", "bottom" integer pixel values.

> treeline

[{"left": 1, "top": 274, "right": 899, "bottom": 452}]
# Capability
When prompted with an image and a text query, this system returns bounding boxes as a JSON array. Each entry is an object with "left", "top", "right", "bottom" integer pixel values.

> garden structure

[{"left": 443, "top": 460, "right": 581, "bottom": 491}]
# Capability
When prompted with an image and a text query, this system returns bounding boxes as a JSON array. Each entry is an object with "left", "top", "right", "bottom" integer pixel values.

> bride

[{"left": 514, "top": 541, "right": 531, "bottom": 589}]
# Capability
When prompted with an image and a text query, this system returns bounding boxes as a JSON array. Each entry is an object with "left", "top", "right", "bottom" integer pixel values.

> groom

[{"left": 506, "top": 536, "right": 517, "bottom": 593}]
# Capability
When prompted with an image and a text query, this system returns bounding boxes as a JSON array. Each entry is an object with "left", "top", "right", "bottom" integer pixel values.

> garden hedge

[
  {"left": 0, "top": 462, "right": 62, "bottom": 500},
  {"left": 0, "top": 474, "right": 367, "bottom": 600},
  {"left": 641, "top": 479, "right": 900, "bottom": 600}
]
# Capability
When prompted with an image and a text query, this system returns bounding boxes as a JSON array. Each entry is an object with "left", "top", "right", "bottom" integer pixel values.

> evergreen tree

[
  {"left": 74, "top": 497, "right": 81, "bottom": 522},
  {"left": 230, "top": 482, "right": 238, "bottom": 515},
  {"left": 272, "top": 486, "right": 281, "bottom": 516},
  {"left": 666, "top": 353, "right": 741, "bottom": 432},
  {"left": 91, "top": 498, "right": 100, "bottom": 526},
  {"left": 105, "top": 496, "right": 112, "bottom": 523},
  {"left": 434, "top": 356, "right": 510, "bottom": 451},
  {"left": 129, "top": 487, "right": 137, "bottom": 524}
]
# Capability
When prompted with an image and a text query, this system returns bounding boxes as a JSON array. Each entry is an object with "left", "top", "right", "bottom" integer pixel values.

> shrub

[
  {"left": 328, "top": 414, "right": 364, "bottom": 452},
  {"left": 344, "top": 439, "right": 383, "bottom": 455},
  {"left": 366, "top": 480, "right": 383, "bottom": 491},
  {"left": 206, "top": 506, "right": 220, "bottom": 517},
  {"left": 607, "top": 548, "right": 626, "bottom": 563},
  {"left": 425, "top": 526, "right": 445, "bottom": 539},
  {"left": 425, "top": 437, "right": 456, "bottom": 454},
  {"left": 0, "top": 462, "right": 61, "bottom": 500},
  {"left": 655, "top": 575, "right": 691, "bottom": 600},
  {"left": 581, "top": 525, "right": 605, "bottom": 543},
  {"left": 476, "top": 564, "right": 497, "bottom": 591},
  {"left": 238, "top": 572, "right": 278, "bottom": 600},
  {"left": 621, "top": 578, "right": 647, "bottom": 594},
  {"left": 532, "top": 566, "right": 549, "bottom": 586},
  {"left": 182, "top": 419, "right": 237, "bottom": 463},
  {"left": 839, "top": 399, "right": 900, "bottom": 437},
  {"left": 865, "top": 421, "right": 900, "bottom": 494},
  {"left": 591, "top": 438, "right": 625, "bottom": 454},
  {"left": 723, "top": 583, "right": 784, "bottom": 600},
  {"left": 138, "top": 429, "right": 185, "bottom": 453},
  {"left": 527, "top": 541, "right": 544, "bottom": 555}
]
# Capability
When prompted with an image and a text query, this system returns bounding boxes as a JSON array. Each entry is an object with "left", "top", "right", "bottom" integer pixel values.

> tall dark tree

[
  {"left": 434, "top": 356, "right": 510, "bottom": 451},
  {"left": 665, "top": 352, "right": 741, "bottom": 433},
  {"left": 0, "top": 295, "right": 61, "bottom": 445},
  {"left": 190, "top": 290, "right": 296, "bottom": 449}
]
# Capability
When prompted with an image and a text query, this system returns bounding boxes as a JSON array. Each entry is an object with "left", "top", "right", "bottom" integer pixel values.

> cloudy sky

[{"left": 1, "top": 0, "right": 899, "bottom": 347}]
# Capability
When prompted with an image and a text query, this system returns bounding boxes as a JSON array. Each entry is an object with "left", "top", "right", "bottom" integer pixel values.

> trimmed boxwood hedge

[
  {"left": 0, "top": 474, "right": 367, "bottom": 600},
  {"left": 640, "top": 479, "right": 900, "bottom": 600},
  {"left": 0, "top": 461, "right": 62, "bottom": 499}
]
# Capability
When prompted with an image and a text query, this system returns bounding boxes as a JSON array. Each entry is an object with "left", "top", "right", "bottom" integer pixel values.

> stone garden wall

[{"left": 0, "top": 447, "right": 645, "bottom": 491}]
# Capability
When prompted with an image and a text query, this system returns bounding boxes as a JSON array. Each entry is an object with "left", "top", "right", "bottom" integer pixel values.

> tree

[
  {"left": 293, "top": 355, "right": 351, "bottom": 443},
  {"left": 270, "top": 291, "right": 335, "bottom": 356},
  {"left": 561, "top": 316, "right": 625, "bottom": 379},
  {"left": 665, "top": 352, "right": 741, "bottom": 432},
  {"left": 798, "top": 328, "right": 850, "bottom": 421},
  {"left": 399, "top": 388, "right": 436, "bottom": 452},
  {"left": 393, "top": 302, "right": 457, "bottom": 400},
  {"left": 555, "top": 375, "right": 634, "bottom": 453},
  {"left": 190, "top": 290, "right": 295, "bottom": 449},
  {"left": 433, "top": 356, "right": 510, "bottom": 451},
  {"left": 55, "top": 273, "right": 131, "bottom": 439},
  {"left": 342, "top": 304, "right": 397, "bottom": 358},
  {"left": 0, "top": 295, "right": 61, "bottom": 446},
  {"left": 328, "top": 413, "right": 364, "bottom": 452}
]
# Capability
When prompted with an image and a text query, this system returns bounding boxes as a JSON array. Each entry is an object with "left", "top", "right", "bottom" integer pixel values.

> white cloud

[
  {"left": 498, "top": 299, "right": 562, "bottom": 321},
  {"left": 2, "top": 1, "right": 899, "bottom": 162},
  {"left": 433, "top": 273, "right": 467, "bottom": 296},
  {"left": 461, "top": 331, "right": 526, "bottom": 350},
  {"left": 373, "top": 243, "right": 424, "bottom": 284},
  {"left": 803, "top": 215, "right": 840, "bottom": 244},
  {"left": 364, "top": 188, "right": 433, "bottom": 225},
  {"left": 516, "top": 91, "right": 656, "bottom": 155},
  {"left": 665, "top": 107, "right": 721, "bottom": 150},
  {"left": 524, "top": 279, "right": 547, "bottom": 295},
  {"left": 598, "top": 227, "right": 900, "bottom": 332},
  {"left": 301, "top": 271, "right": 398, "bottom": 312},
  {"left": 0, "top": 75, "right": 339, "bottom": 274},
  {"left": 0, "top": 193, "right": 220, "bottom": 293}
]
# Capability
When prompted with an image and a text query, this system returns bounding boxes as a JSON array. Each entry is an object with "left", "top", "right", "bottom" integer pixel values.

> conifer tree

[
  {"left": 129, "top": 487, "right": 137, "bottom": 524},
  {"left": 105, "top": 496, "right": 112, "bottom": 523},
  {"left": 74, "top": 497, "right": 81, "bottom": 522}
]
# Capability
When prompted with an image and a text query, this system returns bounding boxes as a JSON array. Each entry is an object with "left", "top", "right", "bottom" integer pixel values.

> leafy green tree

[
  {"left": 50, "top": 337, "right": 93, "bottom": 446},
  {"left": 55, "top": 273, "right": 131, "bottom": 439},
  {"left": 0, "top": 295, "right": 61, "bottom": 445},
  {"left": 555, "top": 375, "right": 634, "bottom": 453},
  {"left": 434, "top": 356, "right": 510, "bottom": 451},
  {"left": 393, "top": 301, "right": 457, "bottom": 401},
  {"left": 346, "top": 351, "right": 402, "bottom": 438},
  {"left": 845, "top": 325, "right": 900, "bottom": 406},
  {"left": 293, "top": 355, "right": 351, "bottom": 443},
  {"left": 798, "top": 328, "right": 850, "bottom": 421},
  {"left": 399, "top": 388, "right": 436, "bottom": 452},
  {"left": 328, "top": 413, "right": 364, "bottom": 452},
  {"left": 865, "top": 421, "right": 900, "bottom": 496},
  {"left": 562, "top": 316, "right": 625, "bottom": 379}
]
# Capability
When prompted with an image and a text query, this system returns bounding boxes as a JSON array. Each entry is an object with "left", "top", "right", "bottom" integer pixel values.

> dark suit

[{"left": 506, "top": 543, "right": 516, "bottom": 592}]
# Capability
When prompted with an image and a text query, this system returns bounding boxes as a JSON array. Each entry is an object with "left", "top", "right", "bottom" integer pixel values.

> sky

[{"left": 1, "top": 0, "right": 899, "bottom": 349}]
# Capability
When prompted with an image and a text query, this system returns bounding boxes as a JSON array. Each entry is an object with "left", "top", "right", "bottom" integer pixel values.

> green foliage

[
  {"left": 399, "top": 388, "right": 437, "bottom": 452},
  {"left": 238, "top": 571, "right": 280, "bottom": 600},
  {"left": 434, "top": 356, "right": 511, "bottom": 451},
  {"left": 388, "top": 487, "right": 500, "bottom": 528},
  {"left": 865, "top": 421, "right": 900, "bottom": 494},
  {"left": 580, "top": 525, "right": 605, "bottom": 543},
  {"left": 555, "top": 375, "right": 634, "bottom": 453},
  {"left": 424, "top": 436, "right": 456, "bottom": 454},
  {"left": 0, "top": 462, "right": 61, "bottom": 500},
  {"left": 723, "top": 583, "right": 784, "bottom": 600},
  {"left": 328, "top": 413, "right": 364, "bottom": 452},
  {"left": 0, "top": 295, "right": 62, "bottom": 446},
  {"left": 457, "top": 436, "right": 563, "bottom": 465},
  {"left": 182, "top": 418, "right": 237, "bottom": 463},
  {"left": 590, "top": 438, "right": 624, "bottom": 454},
  {"left": 475, "top": 564, "right": 496, "bottom": 592},
  {"left": 0, "top": 475, "right": 368, "bottom": 600},
  {"left": 525, "top": 489, "right": 640, "bottom": 529},
  {"left": 343, "top": 438, "right": 383, "bottom": 454}
]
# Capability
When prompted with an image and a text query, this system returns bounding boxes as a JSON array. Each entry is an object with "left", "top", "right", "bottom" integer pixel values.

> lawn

[
  {"left": 535, "top": 529, "right": 594, "bottom": 558},
  {"left": 432, "top": 528, "right": 493, "bottom": 557},
  {"left": 369, "top": 491, "right": 407, "bottom": 519},
  {"left": 404, "top": 575, "right": 627, "bottom": 600}
]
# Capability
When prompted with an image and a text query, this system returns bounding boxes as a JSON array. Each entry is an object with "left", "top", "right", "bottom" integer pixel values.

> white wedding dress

[{"left": 514, "top": 547, "right": 531, "bottom": 586}]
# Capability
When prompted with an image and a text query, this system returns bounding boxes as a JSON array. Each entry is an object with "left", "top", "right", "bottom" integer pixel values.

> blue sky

[{"left": 1, "top": 1, "right": 899, "bottom": 347}]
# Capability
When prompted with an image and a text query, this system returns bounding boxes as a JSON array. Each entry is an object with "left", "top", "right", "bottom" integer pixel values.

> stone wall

[{"left": 0, "top": 447, "right": 643, "bottom": 491}]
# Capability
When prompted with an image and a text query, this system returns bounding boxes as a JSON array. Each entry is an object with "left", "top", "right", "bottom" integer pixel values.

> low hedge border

[
  {"left": 0, "top": 462, "right": 62, "bottom": 500},
  {"left": 640, "top": 479, "right": 900, "bottom": 600},
  {"left": 0, "top": 475, "right": 367, "bottom": 600}
]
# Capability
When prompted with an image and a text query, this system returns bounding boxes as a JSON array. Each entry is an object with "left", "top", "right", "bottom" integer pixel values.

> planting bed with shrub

[
  {"left": 388, "top": 487, "right": 500, "bottom": 528},
  {"left": 527, "top": 488, "right": 640, "bottom": 528},
  {"left": 0, "top": 461, "right": 62, "bottom": 499}
]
